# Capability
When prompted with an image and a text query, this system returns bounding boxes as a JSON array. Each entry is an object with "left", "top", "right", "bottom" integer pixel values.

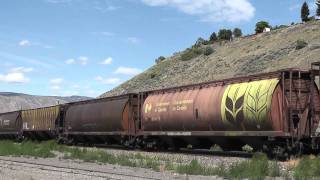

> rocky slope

[
  {"left": 100, "top": 21, "right": 320, "bottom": 98},
  {"left": 0, "top": 92, "right": 92, "bottom": 113}
]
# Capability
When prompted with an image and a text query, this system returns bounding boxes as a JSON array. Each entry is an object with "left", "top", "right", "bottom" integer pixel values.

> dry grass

[{"left": 102, "top": 21, "right": 320, "bottom": 98}]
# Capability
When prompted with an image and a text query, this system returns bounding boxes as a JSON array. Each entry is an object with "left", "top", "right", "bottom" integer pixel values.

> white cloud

[
  {"left": 18, "top": 39, "right": 53, "bottom": 49},
  {"left": 0, "top": 72, "right": 30, "bottom": 83},
  {"left": 100, "top": 57, "right": 113, "bottom": 65},
  {"left": 18, "top": 40, "right": 31, "bottom": 46},
  {"left": 50, "top": 85, "right": 61, "bottom": 90},
  {"left": 94, "top": 5, "right": 119, "bottom": 12},
  {"left": 10, "top": 67, "right": 33, "bottom": 73},
  {"left": 78, "top": 56, "right": 88, "bottom": 65},
  {"left": 127, "top": 37, "right": 140, "bottom": 44},
  {"left": 114, "top": 67, "right": 142, "bottom": 75},
  {"left": 72, "top": 84, "right": 81, "bottom": 88},
  {"left": 95, "top": 76, "right": 120, "bottom": 84},
  {"left": 65, "top": 58, "right": 75, "bottom": 64},
  {"left": 141, "top": 0, "right": 255, "bottom": 23},
  {"left": 65, "top": 57, "right": 89, "bottom": 65},
  {"left": 50, "top": 78, "right": 64, "bottom": 85},
  {"left": 49, "top": 78, "right": 64, "bottom": 90},
  {"left": 0, "top": 66, "right": 33, "bottom": 84}
]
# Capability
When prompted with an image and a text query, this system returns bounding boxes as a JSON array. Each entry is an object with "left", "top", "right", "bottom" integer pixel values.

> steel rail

[{"left": 0, "top": 157, "right": 161, "bottom": 180}]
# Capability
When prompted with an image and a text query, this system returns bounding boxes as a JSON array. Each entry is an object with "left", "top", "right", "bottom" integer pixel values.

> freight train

[{"left": 1, "top": 63, "right": 320, "bottom": 157}]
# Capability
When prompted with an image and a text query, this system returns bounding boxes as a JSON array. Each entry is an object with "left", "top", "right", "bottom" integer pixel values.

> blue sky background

[{"left": 0, "top": 0, "right": 318, "bottom": 97}]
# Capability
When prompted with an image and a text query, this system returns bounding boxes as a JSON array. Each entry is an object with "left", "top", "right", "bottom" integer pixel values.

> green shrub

[
  {"left": 194, "top": 37, "right": 206, "bottom": 47},
  {"left": 155, "top": 56, "right": 165, "bottom": 64},
  {"left": 180, "top": 47, "right": 203, "bottom": 61},
  {"left": 150, "top": 73, "right": 156, "bottom": 79},
  {"left": 218, "top": 29, "right": 233, "bottom": 41},
  {"left": 269, "top": 161, "right": 281, "bottom": 177},
  {"left": 255, "top": 21, "right": 270, "bottom": 34},
  {"left": 308, "top": 16, "right": 317, "bottom": 22},
  {"left": 272, "top": 25, "right": 288, "bottom": 30},
  {"left": 233, "top": 28, "right": 242, "bottom": 38},
  {"left": 228, "top": 153, "right": 280, "bottom": 179},
  {"left": 176, "top": 159, "right": 226, "bottom": 176},
  {"left": 294, "top": 156, "right": 320, "bottom": 179},
  {"left": 0, "top": 141, "right": 285, "bottom": 178},
  {"left": 296, "top": 39, "right": 308, "bottom": 50},
  {"left": 0, "top": 140, "right": 56, "bottom": 158},
  {"left": 204, "top": 47, "right": 214, "bottom": 56}
]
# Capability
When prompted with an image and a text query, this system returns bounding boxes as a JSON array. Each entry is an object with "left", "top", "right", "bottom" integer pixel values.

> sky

[{"left": 0, "top": 0, "right": 318, "bottom": 97}]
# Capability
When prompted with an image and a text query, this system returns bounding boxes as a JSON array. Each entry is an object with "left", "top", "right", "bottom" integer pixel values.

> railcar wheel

[
  {"left": 66, "top": 137, "right": 75, "bottom": 145},
  {"left": 15, "top": 135, "right": 24, "bottom": 142},
  {"left": 56, "top": 136, "right": 64, "bottom": 144}
]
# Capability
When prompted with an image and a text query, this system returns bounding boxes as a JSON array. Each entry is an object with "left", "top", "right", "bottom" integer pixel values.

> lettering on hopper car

[
  {"left": 0, "top": 119, "right": 10, "bottom": 126},
  {"left": 23, "top": 122, "right": 29, "bottom": 130},
  {"left": 156, "top": 102, "right": 170, "bottom": 107},
  {"left": 173, "top": 100, "right": 193, "bottom": 105},
  {"left": 151, "top": 117, "right": 161, "bottom": 121},
  {"left": 144, "top": 103, "right": 152, "bottom": 113},
  {"left": 154, "top": 107, "right": 167, "bottom": 112},
  {"left": 145, "top": 100, "right": 193, "bottom": 113},
  {"left": 172, "top": 105, "right": 188, "bottom": 111},
  {"left": 172, "top": 100, "right": 192, "bottom": 111}
]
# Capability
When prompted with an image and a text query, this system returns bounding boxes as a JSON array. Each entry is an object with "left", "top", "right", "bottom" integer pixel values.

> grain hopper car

[{"left": 138, "top": 66, "right": 320, "bottom": 155}]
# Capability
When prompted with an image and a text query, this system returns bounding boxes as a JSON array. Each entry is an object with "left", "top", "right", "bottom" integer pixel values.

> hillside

[
  {"left": 0, "top": 92, "right": 92, "bottom": 113},
  {"left": 100, "top": 21, "right": 320, "bottom": 98}
]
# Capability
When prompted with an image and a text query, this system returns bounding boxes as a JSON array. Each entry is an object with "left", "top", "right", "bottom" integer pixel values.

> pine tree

[
  {"left": 218, "top": 29, "right": 232, "bottom": 41},
  {"left": 233, "top": 28, "right": 242, "bottom": 38},
  {"left": 301, "top": 2, "right": 310, "bottom": 22},
  {"left": 209, "top": 32, "right": 218, "bottom": 43},
  {"left": 316, "top": 0, "right": 320, "bottom": 17}
]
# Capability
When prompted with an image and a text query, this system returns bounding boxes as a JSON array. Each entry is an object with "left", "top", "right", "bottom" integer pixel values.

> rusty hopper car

[
  {"left": 62, "top": 94, "right": 137, "bottom": 146},
  {"left": 139, "top": 68, "right": 320, "bottom": 155},
  {"left": 0, "top": 111, "right": 22, "bottom": 139},
  {"left": 22, "top": 106, "right": 61, "bottom": 139}
]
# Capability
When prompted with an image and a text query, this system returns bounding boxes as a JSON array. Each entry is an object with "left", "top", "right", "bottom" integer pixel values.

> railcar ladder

[
  {"left": 310, "top": 62, "right": 320, "bottom": 138},
  {"left": 311, "top": 62, "right": 320, "bottom": 88}
]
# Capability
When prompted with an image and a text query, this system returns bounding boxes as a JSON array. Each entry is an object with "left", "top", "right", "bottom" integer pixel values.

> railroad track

[
  {"left": 0, "top": 157, "right": 161, "bottom": 180},
  {"left": 75, "top": 141, "right": 254, "bottom": 158},
  {"left": 178, "top": 148, "right": 253, "bottom": 158},
  {"left": 77, "top": 143, "right": 253, "bottom": 158}
]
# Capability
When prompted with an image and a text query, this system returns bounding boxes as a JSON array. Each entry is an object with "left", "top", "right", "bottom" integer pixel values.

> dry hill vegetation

[{"left": 100, "top": 21, "right": 320, "bottom": 98}]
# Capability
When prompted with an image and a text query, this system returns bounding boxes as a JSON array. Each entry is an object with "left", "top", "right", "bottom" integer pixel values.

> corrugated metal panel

[
  {"left": 22, "top": 106, "right": 59, "bottom": 131},
  {"left": 65, "top": 96, "right": 129, "bottom": 132},
  {"left": 0, "top": 111, "right": 21, "bottom": 133}
]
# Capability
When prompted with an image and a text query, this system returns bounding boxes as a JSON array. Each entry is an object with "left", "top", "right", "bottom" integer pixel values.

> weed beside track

[{"left": 0, "top": 140, "right": 319, "bottom": 179}]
